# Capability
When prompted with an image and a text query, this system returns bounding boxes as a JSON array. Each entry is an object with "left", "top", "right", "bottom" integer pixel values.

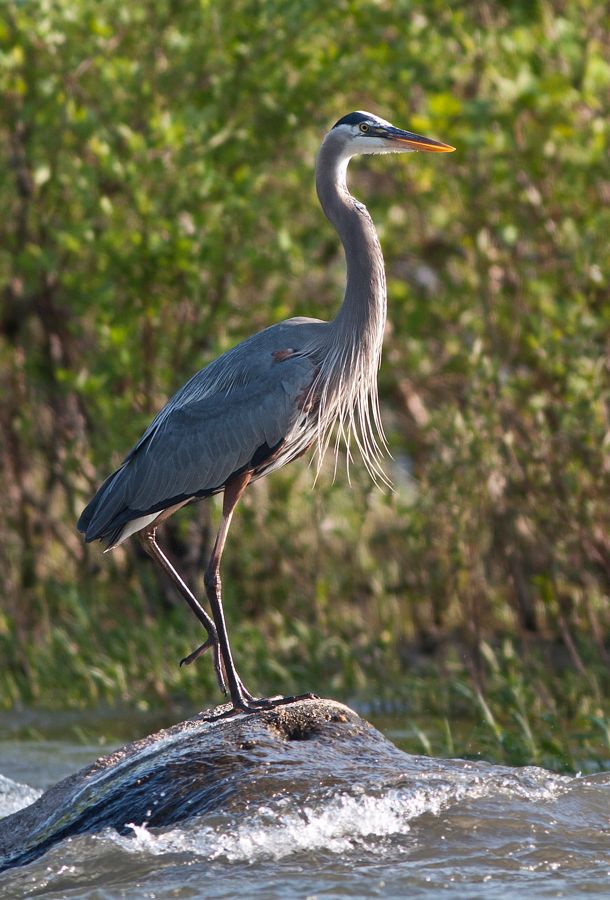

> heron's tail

[{"left": 77, "top": 466, "right": 130, "bottom": 547}]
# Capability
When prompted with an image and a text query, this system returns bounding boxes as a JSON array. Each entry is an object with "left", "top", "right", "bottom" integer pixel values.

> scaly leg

[{"left": 139, "top": 527, "right": 226, "bottom": 695}]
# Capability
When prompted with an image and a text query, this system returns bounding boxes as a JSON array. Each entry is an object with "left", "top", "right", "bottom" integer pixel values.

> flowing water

[{"left": 0, "top": 710, "right": 609, "bottom": 899}]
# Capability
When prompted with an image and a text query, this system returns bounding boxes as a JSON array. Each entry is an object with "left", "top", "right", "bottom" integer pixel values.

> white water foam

[
  {"left": 116, "top": 769, "right": 572, "bottom": 865},
  {"left": 0, "top": 774, "right": 41, "bottom": 818},
  {"left": 122, "top": 791, "right": 414, "bottom": 862}
]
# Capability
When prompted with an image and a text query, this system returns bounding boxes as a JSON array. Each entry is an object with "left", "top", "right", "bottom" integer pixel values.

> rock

[{"left": 0, "top": 698, "right": 405, "bottom": 873}]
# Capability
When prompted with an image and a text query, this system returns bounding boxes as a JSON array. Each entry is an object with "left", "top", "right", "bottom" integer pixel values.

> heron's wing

[
  {"left": 80, "top": 348, "right": 319, "bottom": 542},
  {"left": 127, "top": 351, "right": 317, "bottom": 508},
  {"left": 129, "top": 316, "right": 325, "bottom": 456}
]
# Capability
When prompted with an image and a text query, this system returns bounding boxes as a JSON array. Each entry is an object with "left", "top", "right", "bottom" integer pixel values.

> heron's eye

[{"left": 359, "top": 122, "right": 370, "bottom": 133}]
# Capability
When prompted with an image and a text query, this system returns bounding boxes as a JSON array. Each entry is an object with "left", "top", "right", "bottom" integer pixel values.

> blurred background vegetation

[{"left": 0, "top": 0, "right": 608, "bottom": 769}]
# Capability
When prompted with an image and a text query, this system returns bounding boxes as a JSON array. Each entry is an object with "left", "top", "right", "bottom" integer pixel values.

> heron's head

[{"left": 328, "top": 111, "right": 455, "bottom": 158}]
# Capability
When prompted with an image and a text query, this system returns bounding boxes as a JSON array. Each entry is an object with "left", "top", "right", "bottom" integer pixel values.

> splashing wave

[{"left": 116, "top": 766, "right": 572, "bottom": 864}]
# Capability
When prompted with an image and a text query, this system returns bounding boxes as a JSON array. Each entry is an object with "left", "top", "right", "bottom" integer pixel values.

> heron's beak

[{"left": 382, "top": 126, "right": 455, "bottom": 153}]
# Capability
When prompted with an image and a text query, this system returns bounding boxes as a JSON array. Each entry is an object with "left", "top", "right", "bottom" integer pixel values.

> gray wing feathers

[
  {"left": 129, "top": 317, "right": 324, "bottom": 456},
  {"left": 82, "top": 351, "right": 317, "bottom": 540},
  {"left": 130, "top": 358, "right": 314, "bottom": 505}
]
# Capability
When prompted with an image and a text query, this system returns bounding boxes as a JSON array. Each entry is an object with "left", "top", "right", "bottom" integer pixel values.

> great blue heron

[{"left": 78, "top": 111, "right": 454, "bottom": 711}]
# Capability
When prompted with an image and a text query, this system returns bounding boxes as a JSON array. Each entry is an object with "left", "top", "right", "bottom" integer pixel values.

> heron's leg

[
  {"left": 180, "top": 641, "right": 256, "bottom": 702},
  {"left": 203, "top": 472, "right": 257, "bottom": 709},
  {"left": 181, "top": 640, "right": 256, "bottom": 699},
  {"left": 139, "top": 527, "right": 226, "bottom": 694},
  {"left": 204, "top": 474, "right": 318, "bottom": 712}
]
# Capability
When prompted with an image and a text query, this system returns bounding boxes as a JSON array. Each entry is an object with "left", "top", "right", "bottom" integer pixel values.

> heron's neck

[{"left": 315, "top": 141, "right": 387, "bottom": 360}]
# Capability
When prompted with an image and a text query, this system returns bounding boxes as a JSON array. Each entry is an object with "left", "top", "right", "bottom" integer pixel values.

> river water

[{"left": 1, "top": 710, "right": 609, "bottom": 898}]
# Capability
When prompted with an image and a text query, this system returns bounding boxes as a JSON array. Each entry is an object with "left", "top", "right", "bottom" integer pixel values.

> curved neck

[{"left": 315, "top": 136, "right": 387, "bottom": 352}]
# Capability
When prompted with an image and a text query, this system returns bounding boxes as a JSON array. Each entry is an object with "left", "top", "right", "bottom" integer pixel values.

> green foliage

[{"left": 0, "top": 0, "right": 609, "bottom": 767}]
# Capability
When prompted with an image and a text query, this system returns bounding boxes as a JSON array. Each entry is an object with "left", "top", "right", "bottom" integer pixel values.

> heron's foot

[
  {"left": 230, "top": 691, "right": 319, "bottom": 714},
  {"left": 180, "top": 634, "right": 226, "bottom": 695}
]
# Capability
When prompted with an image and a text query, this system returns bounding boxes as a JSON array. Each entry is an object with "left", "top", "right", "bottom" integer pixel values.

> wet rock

[{"left": 0, "top": 698, "right": 404, "bottom": 872}]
